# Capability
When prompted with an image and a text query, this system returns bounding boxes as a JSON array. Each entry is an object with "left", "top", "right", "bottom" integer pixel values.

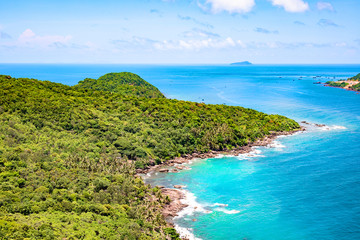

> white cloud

[
  {"left": 18, "top": 29, "right": 72, "bottom": 47},
  {"left": 206, "top": 0, "right": 255, "bottom": 14},
  {"left": 154, "top": 37, "right": 243, "bottom": 50},
  {"left": 183, "top": 28, "right": 220, "bottom": 38},
  {"left": 317, "top": 2, "right": 334, "bottom": 11},
  {"left": 270, "top": 0, "right": 309, "bottom": 12}
]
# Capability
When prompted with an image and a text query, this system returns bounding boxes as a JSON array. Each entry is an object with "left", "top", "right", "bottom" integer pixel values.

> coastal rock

[
  {"left": 173, "top": 159, "right": 186, "bottom": 164},
  {"left": 159, "top": 168, "right": 169, "bottom": 173},
  {"left": 161, "top": 188, "right": 188, "bottom": 218},
  {"left": 174, "top": 185, "right": 186, "bottom": 189}
]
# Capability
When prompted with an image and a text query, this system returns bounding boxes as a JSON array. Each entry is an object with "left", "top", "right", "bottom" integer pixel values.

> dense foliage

[
  {"left": 326, "top": 81, "right": 349, "bottom": 88},
  {"left": 75, "top": 72, "right": 165, "bottom": 98},
  {"left": 0, "top": 73, "right": 300, "bottom": 239},
  {"left": 349, "top": 73, "right": 360, "bottom": 81}
]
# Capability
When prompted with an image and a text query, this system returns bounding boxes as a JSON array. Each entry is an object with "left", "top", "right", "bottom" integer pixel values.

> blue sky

[{"left": 0, "top": 0, "right": 359, "bottom": 64}]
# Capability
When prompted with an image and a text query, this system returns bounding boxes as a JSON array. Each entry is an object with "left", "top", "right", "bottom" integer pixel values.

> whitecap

[
  {"left": 176, "top": 190, "right": 212, "bottom": 219},
  {"left": 212, "top": 203, "right": 229, "bottom": 207},
  {"left": 319, "top": 125, "right": 347, "bottom": 131},
  {"left": 301, "top": 121, "right": 347, "bottom": 132},
  {"left": 215, "top": 208, "right": 241, "bottom": 214},
  {"left": 174, "top": 224, "right": 202, "bottom": 240},
  {"left": 236, "top": 148, "right": 265, "bottom": 160},
  {"left": 268, "top": 140, "right": 286, "bottom": 151}
]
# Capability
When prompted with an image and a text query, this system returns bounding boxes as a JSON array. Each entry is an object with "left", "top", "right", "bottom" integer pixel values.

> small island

[
  {"left": 325, "top": 73, "right": 360, "bottom": 92},
  {"left": 230, "top": 61, "right": 252, "bottom": 66}
]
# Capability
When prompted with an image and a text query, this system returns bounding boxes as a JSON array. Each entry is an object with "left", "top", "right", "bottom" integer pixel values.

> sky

[{"left": 0, "top": 0, "right": 359, "bottom": 64}]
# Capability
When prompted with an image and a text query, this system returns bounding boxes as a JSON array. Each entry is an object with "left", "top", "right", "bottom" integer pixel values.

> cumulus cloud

[
  {"left": 317, "top": 2, "right": 334, "bottom": 11},
  {"left": 206, "top": 0, "right": 255, "bottom": 14},
  {"left": 18, "top": 29, "right": 72, "bottom": 47},
  {"left": 270, "top": 0, "right": 309, "bottom": 12},
  {"left": 254, "top": 27, "right": 279, "bottom": 34},
  {"left": 318, "top": 19, "right": 339, "bottom": 27}
]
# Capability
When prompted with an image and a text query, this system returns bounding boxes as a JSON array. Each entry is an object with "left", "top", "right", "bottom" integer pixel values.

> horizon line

[{"left": 0, "top": 62, "right": 359, "bottom": 65}]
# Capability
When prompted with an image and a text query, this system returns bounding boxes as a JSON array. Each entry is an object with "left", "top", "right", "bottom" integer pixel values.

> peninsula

[
  {"left": 0, "top": 72, "right": 300, "bottom": 239},
  {"left": 325, "top": 73, "right": 360, "bottom": 92}
]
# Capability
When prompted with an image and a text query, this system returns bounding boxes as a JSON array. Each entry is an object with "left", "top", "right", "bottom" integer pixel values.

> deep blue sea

[{"left": 1, "top": 64, "right": 359, "bottom": 240}]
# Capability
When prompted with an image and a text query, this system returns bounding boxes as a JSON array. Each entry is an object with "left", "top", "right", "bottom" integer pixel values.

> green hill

[
  {"left": 349, "top": 73, "right": 360, "bottom": 81},
  {"left": 0, "top": 74, "right": 300, "bottom": 239},
  {"left": 75, "top": 72, "right": 165, "bottom": 98}
]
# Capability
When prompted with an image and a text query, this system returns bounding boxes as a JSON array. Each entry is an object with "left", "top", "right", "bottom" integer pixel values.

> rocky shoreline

[
  {"left": 160, "top": 188, "right": 188, "bottom": 221},
  {"left": 137, "top": 127, "right": 305, "bottom": 176},
  {"left": 139, "top": 127, "right": 306, "bottom": 222}
]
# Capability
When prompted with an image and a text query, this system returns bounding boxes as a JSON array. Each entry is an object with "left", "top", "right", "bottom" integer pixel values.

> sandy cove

[{"left": 137, "top": 127, "right": 306, "bottom": 221}]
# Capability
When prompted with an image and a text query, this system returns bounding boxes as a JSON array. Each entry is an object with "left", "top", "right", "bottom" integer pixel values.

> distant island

[
  {"left": 325, "top": 73, "right": 360, "bottom": 92},
  {"left": 230, "top": 61, "right": 252, "bottom": 66}
]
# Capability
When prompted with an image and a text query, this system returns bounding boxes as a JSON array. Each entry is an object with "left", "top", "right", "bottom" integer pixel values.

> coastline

[
  {"left": 324, "top": 83, "right": 360, "bottom": 93},
  {"left": 143, "top": 120, "right": 348, "bottom": 239},
  {"left": 140, "top": 126, "right": 306, "bottom": 226},
  {"left": 138, "top": 127, "right": 305, "bottom": 176}
]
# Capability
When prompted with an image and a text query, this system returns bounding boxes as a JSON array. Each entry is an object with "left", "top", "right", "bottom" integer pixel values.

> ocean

[{"left": 1, "top": 64, "right": 359, "bottom": 240}]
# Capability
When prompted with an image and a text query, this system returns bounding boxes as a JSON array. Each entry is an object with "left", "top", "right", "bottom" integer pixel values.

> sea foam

[
  {"left": 268, "top": 140, "right": 286, "bottom": 151},
  {"left": 319, "top": 125, "right": 347, "bottom": 131},
  {"left": 174, "top": 190, "right": 211, "bottom": 240},
  {"left": 215, "top": 208, "right": 241, "bottom": 214},
  {"left": 174, "top": 224, "right": 202, "bottom": 240},
  {"left": 212, "top": 203, "right": 229, "bottom": 207},
  {"left": 176, "top": 190, "right": 212, "bottom": 219},
  {"left": 236, "top": 148, "right": 265, "bottom": 160}
]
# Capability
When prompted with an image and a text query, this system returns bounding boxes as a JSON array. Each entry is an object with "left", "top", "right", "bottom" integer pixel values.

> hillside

[
  {"left": 0, "top": 73, "right": 300, "bottom": 239},
  {"left": 75, "top": 72, "right": 165, "bottom": 98},
  {"left": 349, "top": 73, "right": 360, "bottom": 81}
]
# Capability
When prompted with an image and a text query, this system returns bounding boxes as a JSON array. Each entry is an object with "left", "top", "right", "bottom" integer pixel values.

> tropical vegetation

[{"left": 0, "top": 72, "right": 300, "bottom": 239}]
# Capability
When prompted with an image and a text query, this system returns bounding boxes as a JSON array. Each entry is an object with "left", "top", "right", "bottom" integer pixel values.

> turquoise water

[{"left": 1, "top": 64, "right": 360, "bottom": 239}]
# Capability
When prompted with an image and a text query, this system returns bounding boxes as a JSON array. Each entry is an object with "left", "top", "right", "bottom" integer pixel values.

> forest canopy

[
  {"left": 75, "top": 72, "right": 165, "bottom": 98},
  {"left": 0, "top": 73, "right": 300, "bottom": 239}
]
